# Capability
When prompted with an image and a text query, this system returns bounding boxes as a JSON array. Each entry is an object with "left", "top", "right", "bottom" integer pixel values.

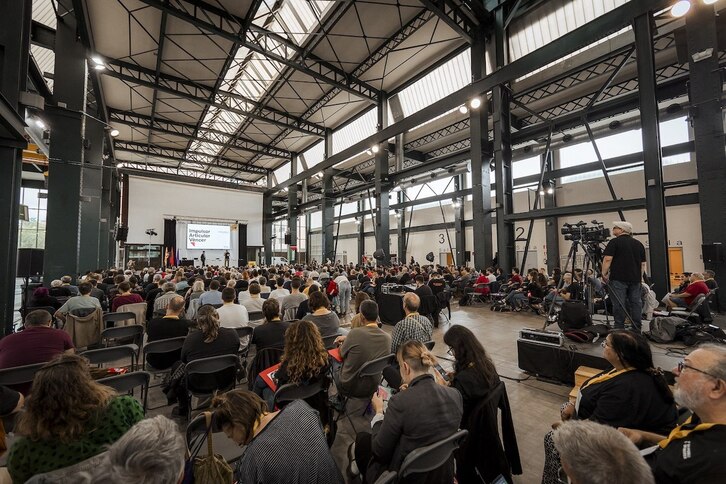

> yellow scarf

[
  {"left": 658, "top": 416, "right": 718, "bottom": 448},
  {"left": 581, "top": 367, "right": 634, "bottom": 391}
]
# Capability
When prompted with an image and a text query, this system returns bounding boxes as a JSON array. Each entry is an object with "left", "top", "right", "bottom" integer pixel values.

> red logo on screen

[{"left": 190, "top": 241, "right": 196, "bottom": 247}]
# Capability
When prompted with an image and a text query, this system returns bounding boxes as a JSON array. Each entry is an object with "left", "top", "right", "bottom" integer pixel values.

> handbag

[{"left": 184, "top": 412, "right": 234, "bottom": 484}]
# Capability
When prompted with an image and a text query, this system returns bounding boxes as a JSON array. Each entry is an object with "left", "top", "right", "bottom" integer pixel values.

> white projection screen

[{"left": 186, "top": 224, "right": 231, "bottom": 250}]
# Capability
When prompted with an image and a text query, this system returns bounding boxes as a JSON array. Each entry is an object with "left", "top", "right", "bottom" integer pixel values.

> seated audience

[
  {"left": 269, "top": 277, "right": 290, "bottom": 300},
  {"left": 54, "top": 282, "right": 101, "bottom": 321},
  {"left": 236, "top": 280, "right": 251, "bottom": 303},
  {"left": 333, "top": 300, "right": 391, "bottom": 398},
  {"left": 350, "top": 292, "right": 371, "bottom": 328},
  {"left": 352, "top": 341, "right": 463, "bottom": 483},
  {"left": 199, "top": 280, "right": 225, "bottom": 306},
  {"left": 111, "top": 281, "right": 143, "bottom": 312},
  {"left": 664, "top": 272, "right": 710, "bottom": 309},
  {"left": 704, "top": 269, "right": 718, "bottom": 291},
  {"left": 413, "top": 275, "right": 433, "bottom": 299},
  {"left": 216, "top": 287, "right": 249, "bottom": 329},
  {"left": 7, "top": 354, "right": 144, "bottom": 483},
  {"left": 302, "top": 291, "right": 340, "bottom": 337},
  {"left": 241, "top": 282, "right": 265, "bottom": 315},
  {"left": 619, "top": 343, "right": 726, "bottom": 483},
  {"left": 48, "top": 279, "right": 72, "bottom": 298},
  {"left": 87, "top": 276, "right": 108, "bottom": 311},
  {"left": 554, "top": 420, "right": 654, "bottom": 484},
  {"left": 541, "top": 330, "right": 678, "bottom": 483},
  {"left": 106, "top": 274, "right": 126, "bottom": 300},
  {"left": 28, "top": 287, "right": 60, "bottom": 310},
  {"left": 186, "top": 279, "right": 205, "bottom": 301},
  {"left": 90, "top": 415, "right": 185, "bottom": 484},
  {"left": 146, "top": 296, "right": 191, "bottom": 369},
  {"left": 61, "top": 275, "right": 80, "bottom": 296},
  {"left": 212, "top": 390, "right": 343, "bottom": 483},
  {"left": 251, "top": 298, "right": 289, "bottom": 352},
  {"left": 153, "top": 282, "right": 179, "bottom": 314},
  {"left": 257, "top": 276, "right": 271, "bottom": 295},
  {"left": 390, "top": 293, "right": 433, "bottom": 354},
  {"left": 0, "top": 310, "right": 74, "bottom": 375},
  {"left": 295, "top": 283, "right": 319, "bottom": 320}
]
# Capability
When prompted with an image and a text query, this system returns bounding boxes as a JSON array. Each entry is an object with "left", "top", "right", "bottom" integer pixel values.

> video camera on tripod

[{"left": 561, "top": 220, "right": 610, "bottom": 244}]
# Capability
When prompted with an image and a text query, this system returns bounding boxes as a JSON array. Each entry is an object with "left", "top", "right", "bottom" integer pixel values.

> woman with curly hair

[
  {"left": 276, "top": 319, "right": 330, "bottom": 390},
  {"left": 7, "top": 354, "right": 144, "bottom": 483}
]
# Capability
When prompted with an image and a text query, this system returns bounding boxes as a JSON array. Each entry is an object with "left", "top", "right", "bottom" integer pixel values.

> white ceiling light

[
  {"left": 546, "top": 187, "right": 554, "bottom": 195},
  {"left": 110, "top": 129, "right": 120, "bottom": 137},
  {"left": 703, "top": 0, "right": 717, "bottom": 4},
  {"left": 371, "top": 145, "right": 380, "bottom": 154},
  {"left": 538, "top": 189, "right": 545, "bottom": 196},
  {"left": 671, "top": 1, "right": 691, "bottom": 17},
  {"left": 470, "top": 97, "right": 482, "bottom": 109},
  {"left": 365, "top": 149, "right": 373, "bottom": 156},
  {"left": 459, "top": 105, "right": 468, "bottom": 114},
  {"left": 91, "top": 56, "right": 104, "bottom": 65},
  {"left": 33, "top": 118, "right": 46, "bottom": 129}
]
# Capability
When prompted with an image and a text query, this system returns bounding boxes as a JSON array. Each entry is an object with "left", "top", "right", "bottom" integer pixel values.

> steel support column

[
  {"left": 0, "top": 0, "right": 31, "bottom": 334},
  {"left": 634, "top": 13, "right": 669, "bottom": 297},
  {"left": 470, "top": 33, "right": 492, "bottom": 270},
  {"left": 357, "top": 200, "right": 365, "bottom": 264},
  {"left": 78, "top": 118, "right": 105, "bottom": 272},
  {"left": 98, "top": 165, "right": 113, "bottom": 269},
  {"left": 288, "top": 159, "right": 298, "bottom": 264},
  {"left": 493, "top": 11, "right": 515, "bottom": 272},
  {"left": 44, "top": 0, "right": 88, "bottom": 284},
  {"left": 374, "top": 96, "right": 390, "bottom": 265},
  {"left": 322, "top": 170, "right": 335, "bottom": 263},
  {"left": 687, "top": 3, "right": 726, "bottom": 309},
  {"left": 544, "top": 153, "right": 560, "bottom": 273},
  {"left": 395, "top": 134, "right": 406, "bottom": 263},
  {"left": 454, "top": 175, "right": 466, "bottom": 267},
  {"left": 262, "top": 192, "right": 273, "bottom": 266}
]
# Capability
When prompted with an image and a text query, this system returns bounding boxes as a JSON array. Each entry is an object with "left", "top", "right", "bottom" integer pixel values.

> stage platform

[{"left": 517, "top": 327, "right": 684, "bottom": 385}]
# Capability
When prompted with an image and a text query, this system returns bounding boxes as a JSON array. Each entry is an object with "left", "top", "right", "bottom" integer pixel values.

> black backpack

[{"left": 557, "top": 301, "right": 591, "bottom": 331}]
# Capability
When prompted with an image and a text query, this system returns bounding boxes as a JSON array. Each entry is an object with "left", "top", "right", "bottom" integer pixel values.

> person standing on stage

[
  {"left": 601, "top": 221, "right": 646, "bottom": 331},
  {"left": 224, "top": 250, "right": 230, "bottom": 268},
  {"left": 200, "top": 251, "right": 206, "bottom": 268}
]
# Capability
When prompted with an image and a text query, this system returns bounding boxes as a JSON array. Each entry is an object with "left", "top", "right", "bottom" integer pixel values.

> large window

[
  {"left": 18, "top": 187, "right": 47, "bottom": 249},
  {"left": 272, "top": 220, "right": 288, "bottom": 252}
]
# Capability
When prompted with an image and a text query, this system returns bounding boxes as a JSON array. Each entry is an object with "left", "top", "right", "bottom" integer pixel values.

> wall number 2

[{"left": 515, "top": 227, "right": 526, "bottom": 242}]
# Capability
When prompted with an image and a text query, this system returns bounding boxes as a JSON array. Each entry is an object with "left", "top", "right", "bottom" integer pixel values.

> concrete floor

[{"left": 12, "top": 280, "right": 725, "bottom": 483}]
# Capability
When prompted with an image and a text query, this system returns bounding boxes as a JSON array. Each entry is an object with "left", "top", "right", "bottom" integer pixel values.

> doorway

[{"left": 668, "top": 247, "right": 684, "bottom": 291}]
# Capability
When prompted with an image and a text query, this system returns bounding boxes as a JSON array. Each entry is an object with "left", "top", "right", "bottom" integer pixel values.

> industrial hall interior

[{"left": 1, "top": 0, "right": 726, "bottom": 483}]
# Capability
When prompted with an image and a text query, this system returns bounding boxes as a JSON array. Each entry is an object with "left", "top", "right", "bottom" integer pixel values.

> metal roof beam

[
  {"left": 418, "top": 0, "right": 479, "bottom": 44},
  {"left": 113, "top": 140, "right": 268, "bottom": 175},
  {"left": 102, "top": 58, "right": 325, "bottom": 137},
  {"left": 117, "top": 164, "right": 266, "bottom": 191},
  {"left": 30, "top": 20, "right": 55, "bottom": 50},
  {"left": 135, "top": 0, "right": 379, "bottom": 101},
  {"left": 108, "top": 108, "right": 291, "bottom": 159}
]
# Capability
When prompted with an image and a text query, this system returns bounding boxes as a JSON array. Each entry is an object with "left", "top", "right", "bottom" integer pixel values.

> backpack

[
  {"left": 676, "top": 324, "right": 726, "bottom": 346},
  {"left": 557, "top": 301, "right": 591, "bottom": 331},
  {"left": 647, "top": 316, "right": 688, "bottom": 343},
  {"left": 326, "top": 280, "right": 338, "bottom": 297}
]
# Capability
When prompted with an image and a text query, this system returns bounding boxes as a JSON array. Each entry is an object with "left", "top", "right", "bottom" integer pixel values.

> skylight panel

[{"left": 332, "top": 109, "right": 377, "bottom": 155}]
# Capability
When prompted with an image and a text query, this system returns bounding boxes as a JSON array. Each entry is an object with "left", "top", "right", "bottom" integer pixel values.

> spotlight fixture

[
  {"left": 93, "top": 64, "right": 106, "bottom": 71},
  {"left": 459, "top": 105, "right": 468, "bottom": 114},
  {"left": 452, "top": 199, "right": 461, "bottom": 209},
  {"left": 366, "top": 149, "right": 373, "bottom": 156},
  {"left": 371, "top": 145, "right": 380, "bottom": 154},
  {"left": 91, "top": 56, "right": 104, "bottom": 65},
  {"left": 469, "top": 97, "right": 482, "bottom": 109},
  {"left": 538, "top": 189, "right": 545, "bottom": 196},
  {"left": 354, "top": 217, "right": 361, "bottom": 225},
  {"left": 546, "top": 187, "right": 555, "bottom": 195},
  {"left": 670, "top": 1, "right": 690, "bottom": 17},
  {"left": 395, "top": 210, "right": 402, "bottom": 218},
  {"left": 110, "top": 128, "right": 120, "bottom": 137},
  {"left": 33, "top": 118, "right": 46, "bottom": 130}
]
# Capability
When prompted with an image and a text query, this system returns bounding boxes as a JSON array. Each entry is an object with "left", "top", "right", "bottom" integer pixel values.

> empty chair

[
  {"left": 101, "top": 325, "right": 144, "bottom": 358},
  {"left": 397, "top": 430, "right": 468, "bottom": 482},
  {"left": 184, "top": 354, "right": 239, "bottom": 420},
  {"left": 103, "top": 311, "right": 136, "bottom": 329},
  {"left": 0, "top": 361, "right": 46, "bottom": 389},
  {"left": 142, "top": 336, "right": 186, "bottom": 372},
  {"left": 80, "top": 345, "right": 138, "bottom": 372},
  {"left": 98, "top": 371, "right": 151, "bottom": 414}
]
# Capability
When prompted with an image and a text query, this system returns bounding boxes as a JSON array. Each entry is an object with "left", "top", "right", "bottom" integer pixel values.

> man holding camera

[{"left": 601, "top": 221, "right": 646, "bottom": 331}]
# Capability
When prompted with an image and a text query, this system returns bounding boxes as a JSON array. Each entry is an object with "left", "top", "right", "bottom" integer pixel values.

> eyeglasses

[
  {"left": 600, "top": 340, "right": 610, "bottom": 348},
  {"left": 677, "top": 361, "right": 721, "bottom": 380},
  {"left": 447, "top": 347, "right": 454, "bottom": 356}
]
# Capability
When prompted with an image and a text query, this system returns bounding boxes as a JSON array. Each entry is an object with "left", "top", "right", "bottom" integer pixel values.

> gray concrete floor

[{"left": 12, "top": 279, "right": 726, "bottom": 483}]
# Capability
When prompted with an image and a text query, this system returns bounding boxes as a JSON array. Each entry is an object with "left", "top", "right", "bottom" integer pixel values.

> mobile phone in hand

[{"left": 433, "top": 363, "right": 449, "bottom": 382}]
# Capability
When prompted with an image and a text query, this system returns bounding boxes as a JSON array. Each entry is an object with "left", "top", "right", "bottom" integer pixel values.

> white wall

[{"left": 126, "top": 176, "right": 264, "bottom": 255}]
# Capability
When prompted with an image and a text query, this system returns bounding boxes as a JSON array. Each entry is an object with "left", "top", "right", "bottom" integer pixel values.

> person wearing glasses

[
  {"left": 541, "top": 330, "right": 677, "bottom": 484},
  {"left": 619, "top": 343, "right": 726, "bottom": 483}
]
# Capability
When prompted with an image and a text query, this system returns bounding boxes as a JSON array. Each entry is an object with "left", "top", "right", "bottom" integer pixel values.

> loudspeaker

[
  {"left": 426, "top": 252, "right": 435, "bottom": 263},
  {"left": 702, "top": 243, "right": 724, "bottom": 264},
  {"left": 465, "top": 250, "right": 471, "bottom": 262},
  {"left": 373, "top": 249, "right": 385, "bottom": 260},
  {"left": 17, "top": 248, "right": 44, "bottom": 277},
  {"left": 284, "top": 233, "right": 292, "bottom": 245},
  {"left": 115, "top": 225, "right": 129, "bottom": 242}
]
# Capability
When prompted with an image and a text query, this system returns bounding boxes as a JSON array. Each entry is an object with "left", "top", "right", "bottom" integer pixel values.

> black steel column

[
  {"left": 357, "top": 200, "right": 365, "bottom": 264},
  {"left": 288, "top": 157, "right": 298, "bottom": 264},
  {"left": 470, "top": 32, "right": 492, "bottom": 270},
  {"left": 98, "top": 161, "right": 113, "bottom": 269},
  {"left": 375, "top": 95, "right": 390, "bottom": 265},
  {"left": 493, "top": 10, "right": 515, "bottom": 272},
  {"left": 0, "top": 0, "right": 31, "bottom": 333},
  {"left": 544, "top": 153, "right": 560, "bottom": 273},
  {"left": 109, "top": 172, "right": 120, "bottom": 266},
  {"left": 686, "top": 3, "right": 726, "bottom": 309},
  {"left": 397, "top": 191, "right": 406, "bottom": 264},
  {"left": 634, "top": 13, "right": 669, "bottom": 297},
  {"left": 262, "top": 191, "right": 272, "bottom": 265},
  {"left": 454, "top": 175, "right": 466, "bottom": 267},
  {"left": 44, "top": 0, "right": 87, "bottom": 284},
  {"left": 322, "top": 169, "right": 335, "bottom": 264},
  {"left": 78, "top": 118, "right": 105, "bottom": 272}
]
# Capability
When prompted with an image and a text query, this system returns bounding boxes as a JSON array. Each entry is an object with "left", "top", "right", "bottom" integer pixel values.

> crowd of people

[{"left": 0, "top": 257, "right": 723, "bottom": 483}]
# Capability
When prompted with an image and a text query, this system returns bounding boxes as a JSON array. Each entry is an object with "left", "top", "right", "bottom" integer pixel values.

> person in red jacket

[{"left": 664, "top": 272, "right": 710, "bottom": 309}]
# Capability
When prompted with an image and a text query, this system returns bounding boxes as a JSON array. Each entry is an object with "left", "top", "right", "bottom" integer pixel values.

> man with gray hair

[
  {"left": 620, "top": 343, "right": 726, "bottom": 483},
  {"left": 90, "top": 415, "right": 185, "bottom": 484},
  {"left": 663, "top": 272, "right": 710, "bottom": 310},
  {"left": 554, "top": 420, "right": 654, "bottom": 484},
  {"left": 389, "top": 292, "right": 433, "bottom": 354},
  {"left": 601, "top": 220, "right": 646, "bottom": 331},
  {"left": 153, "top": 281, "right": 179, "bottom": 315}
]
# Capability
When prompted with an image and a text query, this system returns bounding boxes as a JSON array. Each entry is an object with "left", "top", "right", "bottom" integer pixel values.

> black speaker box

[
  {"left": 17, "top": 248, "right": 44, "bottom": 277},
  {"left": 284, "top": 233, "right": 292, "bottom": 245},
  {"left": 702, "top": 243, "right": 723, "bottom": 264},
  {"left": 115, "top": 226, "right": 129, "bottom": 242}
]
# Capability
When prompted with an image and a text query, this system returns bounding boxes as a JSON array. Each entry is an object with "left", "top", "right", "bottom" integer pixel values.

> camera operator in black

[{"left": 601, "top": 221, "right": 646, "bottom": 331}]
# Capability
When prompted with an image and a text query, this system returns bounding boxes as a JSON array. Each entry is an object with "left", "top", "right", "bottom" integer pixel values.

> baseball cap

[{"left": 612, "top": 221, "right": 633, "bottom": 234}]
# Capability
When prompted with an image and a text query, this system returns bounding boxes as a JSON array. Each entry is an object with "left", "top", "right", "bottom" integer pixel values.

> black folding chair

[
  {"left": 186, "top": 413, "right": 246, "bottom": 464},
  {"left": 185, "top": 354, "right": 239, "bottom": 420},
  {"left": 81, "top": 345, "right": 138, "bottom": 371},
  {"left": 98, "top": 371, "right": 151, "bottom": 414},
  {"left": 335, "top": 354, "right": 394, "bottom": 432},
  {"left": 397, "top": 430, "right": 468, "bottom": 481},
  {"left": 247, "top": 311, "right": 264, "bottom": 324},
  {"left": 101, "top": 324, "right": 144, "bottom": 362},
  {"left": 0, "top": 362, "right": 46, "bottom": 388},
  {"left": 322, "top": 333, "right": 339, "bottom": 349},
  {"left": 103, "top": 311, "right": 136, "bottom": 328},
  {"left": 274, "top": 379, "right": 328, "bottom": 408}
]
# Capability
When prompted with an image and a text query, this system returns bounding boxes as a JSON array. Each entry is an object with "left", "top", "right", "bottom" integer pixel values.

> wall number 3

[{"left": 439, "top": 234, "right": 445, "bottom": 244}]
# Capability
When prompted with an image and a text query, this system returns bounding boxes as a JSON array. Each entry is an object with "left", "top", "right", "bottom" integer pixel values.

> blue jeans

[{"left": 609, "top": 280, "right": 642, "bottom": 331}]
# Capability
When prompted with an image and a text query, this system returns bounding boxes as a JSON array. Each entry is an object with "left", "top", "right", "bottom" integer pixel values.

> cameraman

[{"left": 601, "top": 221, "right": 646, "bottom": 331}]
